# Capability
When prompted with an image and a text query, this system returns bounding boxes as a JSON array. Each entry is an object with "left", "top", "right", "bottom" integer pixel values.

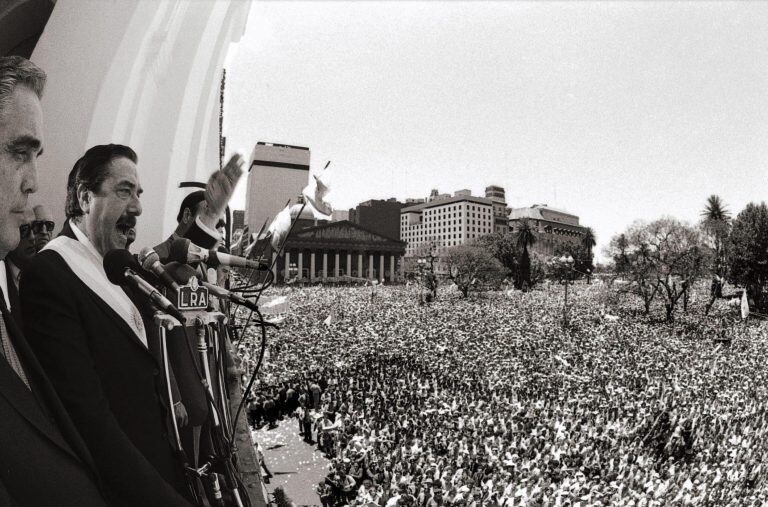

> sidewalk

[{"left": 254, "top": 419, "right": 330, "bottom": 505}]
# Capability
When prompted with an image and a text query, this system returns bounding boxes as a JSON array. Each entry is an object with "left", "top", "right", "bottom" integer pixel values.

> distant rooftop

[
  {"left": 402, "top": 194, "right": 493, "bottom": 213},
  {"left": 255, "top": 141, "right": 309, "bottom": 151},
  {"left": 510, "top": 204, "right": 579, "bottom": 223}
]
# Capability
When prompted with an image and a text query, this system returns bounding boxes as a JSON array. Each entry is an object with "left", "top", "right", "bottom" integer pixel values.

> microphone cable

[{"left": 232, "top": 305, "right": 268, "bottom": 439}]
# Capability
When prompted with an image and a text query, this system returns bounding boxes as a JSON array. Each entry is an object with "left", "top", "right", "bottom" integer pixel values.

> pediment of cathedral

[{"left": 293, "top": 221, "right": 403, "bottom": 245}]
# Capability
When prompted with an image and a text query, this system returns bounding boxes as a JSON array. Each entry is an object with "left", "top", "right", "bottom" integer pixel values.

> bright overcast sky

[{"left": 225, "top": 1, "right": 768, "bottom": 260}]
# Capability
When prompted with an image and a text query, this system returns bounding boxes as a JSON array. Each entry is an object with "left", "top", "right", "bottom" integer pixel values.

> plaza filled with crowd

[{"left": 237, "top": 280, "right": 768, "bottom": 506}]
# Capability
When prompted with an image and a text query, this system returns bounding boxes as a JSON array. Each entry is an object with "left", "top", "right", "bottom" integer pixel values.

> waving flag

[
  {"left": 244, "top": 231, "right": 271, "bottom": 258},
  {"left": 302, "top": 161, "right": 332, "bottom": 219},
  {"left": 267, "top": 203, "right": 303, "bottom": 249}
]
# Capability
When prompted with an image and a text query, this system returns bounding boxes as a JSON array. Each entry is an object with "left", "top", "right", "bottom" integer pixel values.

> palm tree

[
  {"left": 581, "top": 227, "right": 596, "bottom": 252},
  {"left": 515, "top": 218, "right": 537, "bottom": 290},
  {"left": 701, "top": 195, "right": 730, "bottom": 223},
  {"left": 701, "top": 195, "right": 730, "bottom": 276},
  {"left": 581, "top": 227, "right": 596, "bottom": 283}
]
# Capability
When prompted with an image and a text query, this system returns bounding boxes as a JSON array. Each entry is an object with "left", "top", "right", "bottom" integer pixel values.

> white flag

[
  {"left": 267, "top": 203, "right": 303, "bottom": 249},
  {"left": 302, "top": 161, "right": 332, "bottom": 219},
  {"left": 323, "top": 312, "right": 334, "bottom": 326},
  {"left": 741, "top": 290, "right": 749, "bottom": 320},
  {"left": 244, "top": 231, "right": 272, "bottom": 258}
]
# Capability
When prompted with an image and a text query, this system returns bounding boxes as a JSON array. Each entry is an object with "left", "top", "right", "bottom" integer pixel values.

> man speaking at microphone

[{"left": 20, "top": 144, "right": 240, "bottom": 505}]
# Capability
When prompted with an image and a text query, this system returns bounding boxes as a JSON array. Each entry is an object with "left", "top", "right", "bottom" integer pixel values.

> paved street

[{"left": 254, "top": 420, "right": 329, "bottom": 506}]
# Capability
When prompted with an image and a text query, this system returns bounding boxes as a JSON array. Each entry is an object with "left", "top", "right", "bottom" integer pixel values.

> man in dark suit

[
  {"left": 5, "top": 204, "right": 54, "bottom": 324},
  {"left": 153, "top": 190, "right": 208, "bottom": 262},
  {"left": 4, "top": 207, "right": 34, "bottom": 324},
  {"left": 21, "top": 144, "right": 193, "bottom": 506},
  {"left": 153, "top": 187, "right": 241, "bottom": 469},
  {"left": 0, "top": 56, "right": 108, "bottom": 505}
]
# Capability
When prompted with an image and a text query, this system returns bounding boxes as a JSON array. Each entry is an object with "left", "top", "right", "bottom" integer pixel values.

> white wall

[{"left": 30, "top": 0, "right": 250, "bottom": 249}]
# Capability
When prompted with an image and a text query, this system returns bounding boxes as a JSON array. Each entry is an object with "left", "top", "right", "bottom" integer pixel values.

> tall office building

[
  {"left": 485, "top": 185, "right": 511, "bottom": 234},
  {"left": 232, "top": 210, "right": 245, "bottom": 232},
  {"left": 245, "top": 142, "right": 310, "bottom": 231},
  {"left": 401, "top": 189, "right": 496, "bottom": 257},
  {"left": 349, "top": 198, "right": 405, "bottom": 241}
]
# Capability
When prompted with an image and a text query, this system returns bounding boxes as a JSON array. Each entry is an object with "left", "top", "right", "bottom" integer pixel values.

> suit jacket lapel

[
  {"left": 4, "top": 261, "right": 21, "bottom": 324},
  {"left": 0, "top": 349, "right": 53, "bottom": 434},
  {"left": 1, "top": 311, "right": 98, "bottom": 472}
]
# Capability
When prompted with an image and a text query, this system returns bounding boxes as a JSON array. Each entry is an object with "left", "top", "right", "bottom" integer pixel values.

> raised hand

[{"left": 200, "top": 153, "right": 244, "bottom": 230}]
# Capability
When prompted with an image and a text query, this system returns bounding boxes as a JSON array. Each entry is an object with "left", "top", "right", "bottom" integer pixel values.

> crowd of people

[{"left": 238, "top": 280, "right": 768, "bottom": 506}]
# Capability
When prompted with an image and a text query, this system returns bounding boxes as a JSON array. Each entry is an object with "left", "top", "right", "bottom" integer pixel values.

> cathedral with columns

[{"left": 270, "top": 221, "right": 406, "bottom": 283}]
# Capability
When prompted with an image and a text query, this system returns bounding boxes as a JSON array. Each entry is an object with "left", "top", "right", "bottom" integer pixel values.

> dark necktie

[{"left": 0, "top": 286, "right": 31, "bottom": 389}]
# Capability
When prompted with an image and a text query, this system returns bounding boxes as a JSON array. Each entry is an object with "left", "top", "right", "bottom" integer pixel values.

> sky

[{"left": 225, "top": 1, "right": 768, "bottom": 260}]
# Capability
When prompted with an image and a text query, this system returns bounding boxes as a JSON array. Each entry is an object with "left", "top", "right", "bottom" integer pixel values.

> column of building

[{"left": 275, "top": 247, "right": 402, "bottom": 283}]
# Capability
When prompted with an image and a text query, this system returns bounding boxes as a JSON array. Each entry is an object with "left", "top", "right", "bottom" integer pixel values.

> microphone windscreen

[
  {"left": 138, "top": 246, "right": 153, "bottom": 265},
  {"left": 164, "top": 262, "right": 198, "bottom": 285},
  {"left": 168, "top": 238, "right": 191, "bottom": 265},
  {"left": 140, "top": 249, "right": 160, "bottom": 272},
  {"left": 103, "top": 249, "right": 139, "bottom": 285}
]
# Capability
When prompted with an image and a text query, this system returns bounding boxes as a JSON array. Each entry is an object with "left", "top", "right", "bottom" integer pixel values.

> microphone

[
  {"left": 138, "top": 247, "right": 180, "bottom": 291},
  {"left": 168, "top": 238, "right": 267, "bottom": 270},
  {"left": 104, "top": 249, "right": 186, "bottom": 322},
  {"left": 165, "top": 262, "right": 260, "bottom": 312}
]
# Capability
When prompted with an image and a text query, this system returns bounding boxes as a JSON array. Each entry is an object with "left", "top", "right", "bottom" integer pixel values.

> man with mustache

[
  {"left": 0, "top": 56, "right": 108, "bottom": 505},
  {"left": 21, "top": 144, "right": 194, "bottom": 505}
]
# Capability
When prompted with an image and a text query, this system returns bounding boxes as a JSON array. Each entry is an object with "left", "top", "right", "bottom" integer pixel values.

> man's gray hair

[{"left": 0, "top": 56, "right": 46, "bottom": 110}]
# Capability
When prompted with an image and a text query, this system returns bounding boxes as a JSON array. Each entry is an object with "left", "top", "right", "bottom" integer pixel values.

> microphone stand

[
  {"left": 157, "top": 303, "right": 248, "bottom": 507},
  {"left": 189, "top": 312, "right": 245, "bottom": 507},
  {"left": 153, "top": 312, "right": 207, "bottom": 506}
]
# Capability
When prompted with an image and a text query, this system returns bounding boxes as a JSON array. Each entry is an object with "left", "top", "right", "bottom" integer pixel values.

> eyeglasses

[
  {"left": 32, "top": 220, "right": 54, "bottom": 235},
  {"left": 18, "top": 220, "right": 54, "bottom": 239}
]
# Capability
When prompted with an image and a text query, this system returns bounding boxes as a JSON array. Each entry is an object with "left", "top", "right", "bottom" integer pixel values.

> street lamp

[{"left": 551, "top": 254, "right": 577, "bottom": 325}]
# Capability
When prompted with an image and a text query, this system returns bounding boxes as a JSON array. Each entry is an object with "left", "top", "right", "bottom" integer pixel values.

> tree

[
  {"left": 474, "top": 232, "right": 519, "bottom": 276},
  {"left": 641, "top": 218, "right": 709, "bottom": 320},
  {"left": 607, "top": 218, "right": 709, "bottom": 320},
  {"left": 612, "top": 233, "right": 630, "bottom": 274},
  {"left": 580, "top": 227, "right": 596, "bottom": 283},
  {"left": 529, "top": 252, "right": 549, "bottom": 288},
  {"left": 726, "top": 202, "right": 768, "bottom": 310},
  {"left": 445, "top": 245, "right": 505, "bottom": 297},
  {"left": 514, "top": 218, "right": 537, "bottom": 291},
  {"left": 606, "top": 227, "right": 660, "bottom": 314},
  {"left": 700, "top": 195, "right": 730, "bottom": 277}
]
